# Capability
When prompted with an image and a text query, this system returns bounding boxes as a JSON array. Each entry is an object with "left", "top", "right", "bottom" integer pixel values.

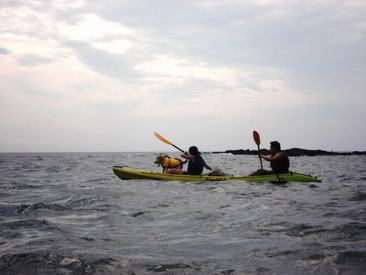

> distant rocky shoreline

[{"left": 211, "top": 148, "right": 366, "bottom": 156}]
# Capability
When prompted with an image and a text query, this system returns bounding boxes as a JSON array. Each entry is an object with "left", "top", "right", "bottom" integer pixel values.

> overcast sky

[{"left": 1, "top": 0, "right": 365, "bottom": 152}]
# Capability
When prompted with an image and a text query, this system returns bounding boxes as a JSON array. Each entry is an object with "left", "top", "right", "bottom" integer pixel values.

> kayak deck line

[{"left": 112, "top": 167, "right": 321, "bottom": 183}]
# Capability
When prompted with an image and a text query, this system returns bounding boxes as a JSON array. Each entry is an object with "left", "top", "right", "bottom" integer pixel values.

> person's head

[
  {"left": 189, "top": 146, "right": 201, "bottom": 156},
  {"left": 270, "top": 141, "right": 281, "bottom": 153}
]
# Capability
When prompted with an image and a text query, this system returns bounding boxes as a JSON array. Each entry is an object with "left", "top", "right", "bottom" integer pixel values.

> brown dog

[{"left": 154, "top": 154, "right": 187, "bottom": 173}]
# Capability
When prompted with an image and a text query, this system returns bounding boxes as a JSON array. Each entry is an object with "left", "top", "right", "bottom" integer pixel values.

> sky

[{"left": 0, "top": 0, "right": 365, "bottom": 152}]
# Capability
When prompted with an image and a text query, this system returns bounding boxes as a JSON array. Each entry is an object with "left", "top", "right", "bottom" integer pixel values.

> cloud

[
  {"left": 0, "top": 0, "right": 365, "bottom": 151},
  {"left": 17, "top": 54, "right": 53, "bottom": 66},
  {"left": 0, "top": 33, "right": 62, "bottom": 58},
  {"left": 64, "top": 40, "right": 144, "bottom": 81},
  {"left": 0, "top": 47, "right": 10, "bottom": 54},
  {"left": 94, "top": 39, "right": 133, "bottom": 55},
  {"left": 59, "top": 14, "right": 134, "bottom": 41}
]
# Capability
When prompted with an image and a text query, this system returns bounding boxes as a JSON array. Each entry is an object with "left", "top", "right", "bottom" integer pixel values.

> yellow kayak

[{"left": 113, "top": 167, "right": 321, "bottom": 183}]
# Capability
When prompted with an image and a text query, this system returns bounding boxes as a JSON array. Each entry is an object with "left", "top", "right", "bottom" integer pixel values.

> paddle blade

[
  {"left": 154, "top": 132, "right": 172, "bottom": 145},
  {"left": 253, "top": 131, "right": 261, "bottom": 146}
]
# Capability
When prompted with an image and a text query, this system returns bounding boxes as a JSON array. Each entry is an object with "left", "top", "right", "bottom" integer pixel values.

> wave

[
  {"left": 0, "top": 218, "right": 63, "bottom": 233},
  {"left": 336, "top": 251, "right": 366, "bottom": 273},
  {"left": 350, "top": 191, "right": 366, "bottom": 201},
  {"left": 336, "top": 251, "right": 366, "bottom": 264},
  {"left": 285, "top": 222, "right": 366, "bottom": 242},
  {"left": 146, "top": 263, "right": 194, "bottom": 272},
  {"left": 257, "top": 221, "right": 366, "bottom": 243},
  {"left": 0, "top": 202, "right": 68, "bottom": 217},
  {"left": 0, "top": 253, "right": 117, "bottom": 274}
]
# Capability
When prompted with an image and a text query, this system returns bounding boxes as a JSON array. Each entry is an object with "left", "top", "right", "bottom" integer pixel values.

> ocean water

[{"left": 0, "top": 152, "right": 365, "bottom": 274}]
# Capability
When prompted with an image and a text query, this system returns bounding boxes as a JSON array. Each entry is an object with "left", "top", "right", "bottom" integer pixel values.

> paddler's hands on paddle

[
  {"left": 260, "top": 153, "right": 283, "bottom": 161},
  {"left": 259, "top": 154, "right": 266, "bottom": 160},
  {"left": 181, "top": 151, "right": 193, "bottom": 159}
]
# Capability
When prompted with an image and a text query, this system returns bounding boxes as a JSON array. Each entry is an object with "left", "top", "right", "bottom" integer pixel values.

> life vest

[
  {"left": 188, "top": 156, "right": 205, "bottom": 175},
  {"left": 161, "top": 156, "right": 182, "bottom": 168},
  {"left": 270, "top": 151, "right": 290, "bottom": 173}
]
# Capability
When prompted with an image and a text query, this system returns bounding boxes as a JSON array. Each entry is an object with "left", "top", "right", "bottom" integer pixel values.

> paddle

[
  {"left": 253, "top": 130, "right": 263, "bottom": 170},
  {"left": 154, "top": 132, "right": 184, "bottom": 152}
]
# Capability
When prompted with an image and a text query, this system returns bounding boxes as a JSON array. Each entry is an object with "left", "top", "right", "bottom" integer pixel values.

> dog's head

[{"left": 154, "top": 155, "right": 164, "bottom": 165}]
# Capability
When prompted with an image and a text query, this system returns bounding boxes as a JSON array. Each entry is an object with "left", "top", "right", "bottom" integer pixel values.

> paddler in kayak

[
  {"left": 250, "top": 141, "right": 290, "bottom": 175},
  {"left": 165, "top": 146, "right": 212, "bottom": 175}
]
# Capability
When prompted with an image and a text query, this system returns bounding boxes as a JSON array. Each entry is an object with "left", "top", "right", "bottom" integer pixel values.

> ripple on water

[
  {"left": 336, "top": 251, "right": 366, "bottom": 274},
  {"left": 350, "top": 191, "right": 366, "bottom": 201},
  {"left": 0, "top": 253, "right": 118, "bottom": 274},
  {"left": 0, "top": 219, "right": 64, "bottom": 233},
  {"left": 0, "top": 202, "right": 68, "bottom": 217},
  {"left": 285, "top": 222, "right": 366, "bottom": 242}
]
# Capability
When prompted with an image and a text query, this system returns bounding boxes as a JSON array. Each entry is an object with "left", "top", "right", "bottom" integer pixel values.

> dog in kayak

[{"left": 154, "top": 154, "right": 187, "bottom": 173}]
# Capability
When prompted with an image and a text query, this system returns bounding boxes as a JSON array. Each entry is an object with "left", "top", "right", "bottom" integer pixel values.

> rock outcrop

[{"left": 212, "top": 148, "right": 366, "bottom": 156}]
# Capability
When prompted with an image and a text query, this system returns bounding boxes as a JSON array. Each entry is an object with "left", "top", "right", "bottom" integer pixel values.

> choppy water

[{"left": 0, "top": 152, "right": 365, "bottom": 274}]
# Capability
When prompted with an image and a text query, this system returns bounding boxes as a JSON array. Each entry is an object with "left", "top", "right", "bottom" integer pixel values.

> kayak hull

[{"left": 113, "top": 167, "right": 321, "bottom": 183}]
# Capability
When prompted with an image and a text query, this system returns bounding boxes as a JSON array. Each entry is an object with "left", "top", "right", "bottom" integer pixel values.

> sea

[{"left": 0, "top": 152, "right": 365, "bottom": 274}]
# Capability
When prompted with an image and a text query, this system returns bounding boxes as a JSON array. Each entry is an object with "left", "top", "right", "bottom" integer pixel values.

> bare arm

[
  {"left": 260, "top": 152, "right": 282, "bottom": 162},
  {"left": 181, "top": 152, "right": 194, "bottom": 160},
  {"left": 204, "top": 162, "right": 212, "bottom": 170},
  {"left": 181, "top": 153, "right": 212, "bottom": 170}
]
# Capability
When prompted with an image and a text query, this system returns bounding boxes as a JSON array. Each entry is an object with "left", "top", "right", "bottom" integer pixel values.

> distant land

[{"left": 212, "top": 148, "right": 366, "bottom": 156}]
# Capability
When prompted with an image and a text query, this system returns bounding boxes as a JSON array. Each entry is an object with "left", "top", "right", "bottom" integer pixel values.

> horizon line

[{"left": 0, "top": 148, "right": 365, "bottom": 154}]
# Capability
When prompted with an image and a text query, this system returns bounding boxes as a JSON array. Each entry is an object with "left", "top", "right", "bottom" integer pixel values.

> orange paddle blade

[
  {"left": 253, "top": 131, "right": 261, "bottom": 146},
  {"left": 154, "top": 132, "right": 173, "bottom": 145}
]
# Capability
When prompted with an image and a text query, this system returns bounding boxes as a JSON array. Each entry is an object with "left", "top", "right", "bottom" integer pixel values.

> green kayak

[{"left": 113, "top": 167, "right": 321, "bottom": 183}]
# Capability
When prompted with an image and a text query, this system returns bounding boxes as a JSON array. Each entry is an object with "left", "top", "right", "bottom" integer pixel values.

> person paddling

[
  {"left": 250, "top": 141, "right": 290, "bottom": 175},
  {"left": 165, "top": 146, "right": 212, "bottom": 175}
]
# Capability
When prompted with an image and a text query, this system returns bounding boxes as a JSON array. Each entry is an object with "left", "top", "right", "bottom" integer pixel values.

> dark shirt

[
  {"left": 270, "top": 152, "right": 290, "bottom": 173},
  {"left": 187, "top": 156, "right": 205, "bottom": 175}
]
